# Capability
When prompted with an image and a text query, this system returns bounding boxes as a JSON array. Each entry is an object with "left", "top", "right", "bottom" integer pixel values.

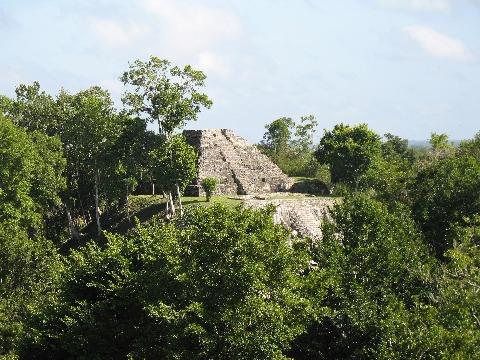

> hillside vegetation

[{"left": 1, "top": 56, "right": 479, "bottom": 359}]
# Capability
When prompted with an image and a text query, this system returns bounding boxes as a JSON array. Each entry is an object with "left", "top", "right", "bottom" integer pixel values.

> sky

[{"left": 1, "top": 0, "right": 479, "bottom": 143}]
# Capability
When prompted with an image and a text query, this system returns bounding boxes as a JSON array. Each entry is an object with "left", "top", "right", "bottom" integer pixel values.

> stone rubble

[{"left": 243, "top": 197, "right": 336, "bottom": 241}]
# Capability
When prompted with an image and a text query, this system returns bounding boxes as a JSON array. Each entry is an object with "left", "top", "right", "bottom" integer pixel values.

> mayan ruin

[
  {"left": 4, "top": 1, "right": 478, "bottom": 356},
  {"left": 183, "top": 129, "right": 293, "bottom": 196}
]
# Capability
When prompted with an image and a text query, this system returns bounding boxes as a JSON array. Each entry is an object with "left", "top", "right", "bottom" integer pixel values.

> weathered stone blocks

[{"left": 183, "top": 129, "right": 293, "bottom": 196}]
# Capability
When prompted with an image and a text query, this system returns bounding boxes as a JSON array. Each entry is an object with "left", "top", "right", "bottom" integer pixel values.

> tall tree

[
  {"left": 121, "top": 56, "right": 212, "bottom": 217},
  {"left": 0, "top": 115, "right": 66, "bottom": 235},
  {"left": 261, "top": 117, "right": 295, "bottom": 156},
  {"left": 315, "top": 123, "right": 381, "bottom": 187},
  {"left": 62, "top": 87, "right": 124, "bottom": 236},
  {"left": 293, "top": 114, "right": 318, "bottom": 152},
  {"left": 120, "top": 56, "right": 212, "bottom": 138},
  {"left": 291, "top": 194, "right": 436, "bottom": 358},
  {"left": 0, "top": 117, "right": 64, "bottom": 356},
  {"left": 429, "top": 132, "right": 455, "bottom": 160},
  {"left": 259, "top": 115, "right": 322, "bottom": 177},
  {"left": 149, "top": 135, "right": 197, "bottom": 217},
  {"left": 381, "top": 133, "right": 414, "bottom": 163},
  {"left": 410, "top": 153, "right": 480, "bottom": 257},
  {"left": 0, "top": 82, "right": 58, "bottom": 136}
]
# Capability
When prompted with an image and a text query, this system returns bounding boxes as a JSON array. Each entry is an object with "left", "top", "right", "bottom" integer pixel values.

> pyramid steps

[{"left": 184, "top": 129, "right": 292, "bottom": 196}]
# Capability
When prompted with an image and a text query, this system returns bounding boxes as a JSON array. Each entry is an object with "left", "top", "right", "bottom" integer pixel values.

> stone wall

[{"left": 183, "top": 129, "right": 293, "bottom": 196}]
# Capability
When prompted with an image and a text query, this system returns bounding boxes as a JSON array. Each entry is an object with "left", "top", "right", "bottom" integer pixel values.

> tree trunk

[
  {"left": 94, "top": 170, "right": 101, "bottom": 236},
  {"left": 163, "top": 191, "right": 170, "bottom": 218},
  {"left": 169, "top": 191, "right": 176, "bottom": 217},
  {"left": 77, "top": 174, "right": 86, "bottom": 220},
  {"left": 176, "top": 183, "right": 183, "bottom": 217},
  {"left": 126, "top": 184, "right": 130, "bottom": 221},
  {"left": 152, "top": 182, "right": 155, "bottom": 196},
  {"left": 65, "top": 205, "right": 80, "bottom": 241}
]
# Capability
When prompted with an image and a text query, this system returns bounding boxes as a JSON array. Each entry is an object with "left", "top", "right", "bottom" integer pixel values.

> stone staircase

[{"left": 184, "top": 129, "right": 292, "bottom": 196}]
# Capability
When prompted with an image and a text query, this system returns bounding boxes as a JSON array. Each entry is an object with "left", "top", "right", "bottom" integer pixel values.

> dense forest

[{"left": 1, "top": 56, "right": 479, "bottom": 359}]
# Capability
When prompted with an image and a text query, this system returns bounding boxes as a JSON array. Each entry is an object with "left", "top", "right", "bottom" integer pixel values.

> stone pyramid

[{"left": 183, "top": 129, "right": 293, "bottom": 196}]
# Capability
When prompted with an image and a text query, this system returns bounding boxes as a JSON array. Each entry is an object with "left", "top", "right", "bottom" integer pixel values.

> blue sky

[{"left": 1, "top": 0, "right": 479, "bottom": 142}]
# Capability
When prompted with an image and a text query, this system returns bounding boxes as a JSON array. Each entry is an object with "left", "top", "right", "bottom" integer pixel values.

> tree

[
  {"left": 361, "top": 133, "right": 416, "bottom": 205},
  {"left": 121, "top": 56, "right": 212, "bottom": 138},
  {"left": 0, "top": 222, "right": 61, "bottom": 358},
  {"left": 121, "top": 56, "right": 211, "bottom": 218},
  {"left": 381, "top": 133, "right": 414, "bottom": 163},
  {"left": 360, "top": 156, "right": 413, "bottom": 205},
  {"left": 459, "top": 131, "right": 480, "bottom": 159},
  {"left": 293, "top": 115, "right": 318, "bottom": 152},
  {"left": 0, "top": 117, "right": 64, "bottom": 357},
  {"left": 410, "top": 153, "right": 480, "bottom": 257},
  {"left": 433, "top": 221, "right": 480, "bottom": 358},
  {"left": 61, "top": 87, "right": 125, "bottom": 236},
  {"left": 0, "top": 82, "right": 58, "bottom": 136},
  {"left": 315, "top": 123, "right": 381, "bottom": 187},
  {"left": 429, "top": 132, "right": 455, "bottom": 160},
  {"left": 259, "top": 115, "right": 321, "bottom": 177},
  {"left": 0, "top": 116, "right": 66, "bottom": 235},
  {"left": 21, "top": 205, "right": 309, "bottom": 359},
  {"left": 201, "top": 177, "right": 217, "bottom": 202},
  {"left": 260, "top": 117, "right": 295, "bottom": 156},
  {"left": 430, "top": 132, "right": 451, "bottom": 151},
  {"left": 149, "top": 135, "right": 197, "bottom": 217},
  {"left": 290, "top": 194, "right": 438, "bottom": 359}
]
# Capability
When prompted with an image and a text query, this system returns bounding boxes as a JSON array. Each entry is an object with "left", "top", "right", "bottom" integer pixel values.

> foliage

[
  {"left": 261, "top": 117, "right": 295, "bottom": 155},
  {"left": 1, "top": 83, "right": 132, "bottom": 237},
  {"left": 360, "top": 156, "right": 413, "bottom": 204},
  {"left": 0, "top": 118, "right": 65, "bottom": 357},
  {"left": 292, "top": 194, "right": 439, "bottom": 359},
  {"left": 109, "top": 116, "right": 158, "bottom": 190},
  {"left": 410, "top": 154, "right": 480, "bottom": 257},
  {"left": 201, "top": 177, "right": 217, "bottom": 202},
  {"left": 0, "top": 81, "right": 58, "bottom": 136},
  {"left": 293, "top": 115, "right": 318, "bottom": 152},
  {"left": 0, "top": 116, "right": 66, "bottom": 234},
  {"left": 459, "top": 131, "right": 480, "bottom": 159},
  {"left": 21, "top": 205, "right": 309, "bottom": 359},
  {"left": 433, "top": 230, "right": 480, "bottom": 358},
  {"left": 429, "top": 132, "right": 451, "bottom": 151},
  {"left": 2, "top": 57, "right": 480, "bottom": 359},
  {"left": 259, "top": 115, "right": 321, "bottom": 177},
  {"left": 315, "top": 123, "right": 381, "bottom": 186},
  {"left": 381, "top": 133, "right": 414, "bottom": 163},
  {"left": 0, "top": 223, "right": 61, "bottom": 358},
  {"left": 149, "top": 134, "right": 197, "bottom": 194},
  {"left": 121, "top": 56, "right": 212, "bottom": 137},
  {"left": 428, "top": 132, "right": 456, "bottom": 160}
]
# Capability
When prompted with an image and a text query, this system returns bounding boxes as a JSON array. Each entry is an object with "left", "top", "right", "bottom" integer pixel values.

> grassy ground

[
  {"left": 111, "top": 192, "right": 335, "bottom": 235},
  {"left": 129, "top": 194, "right": 243, "bottom": 213},
  {"left": 110, "top": 195, "right": 244, "bottom": 233},
  {"left": 292, "top": 176, "right": 315, "bottom": 182}
]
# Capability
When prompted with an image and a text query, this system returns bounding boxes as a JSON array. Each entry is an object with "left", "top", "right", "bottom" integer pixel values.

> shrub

[
  {"left": 21, "top": 205, "right": 309, "bottom": 359},
  {"left": 201, "top": 177, "right": 217, "bottom": 202}
]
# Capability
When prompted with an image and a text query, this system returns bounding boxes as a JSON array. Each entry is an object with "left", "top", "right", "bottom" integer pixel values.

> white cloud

[
  {"left": 380, "top": 0, "right": 450, "bottom": 12},
  {"left": 91, "top": 18, "right": 148, "bottom": 48},
  {"left": 141, "top": 0, "right": 241, "bottom": 54},
  {"left": 404, "top": 25, "right": 472, "bottom": 61},
  {"left": 196, "top": 51, "right": 230, "bottom": 77}
]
